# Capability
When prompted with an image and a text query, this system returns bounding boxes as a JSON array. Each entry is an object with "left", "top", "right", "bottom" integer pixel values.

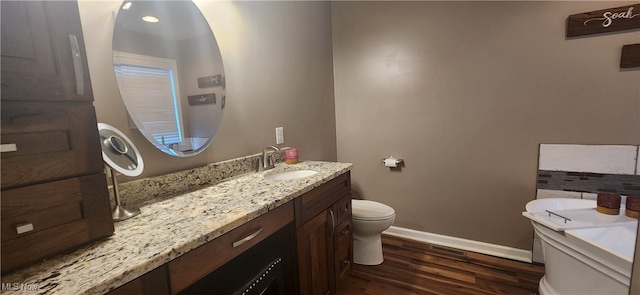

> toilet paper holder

[{"left": 381, "top": 156, "right": 404, "bottom": 168}]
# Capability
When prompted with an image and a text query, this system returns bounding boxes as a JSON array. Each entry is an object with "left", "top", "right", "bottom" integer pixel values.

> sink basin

[{"left": 264, "top": 169, "right": 317, "bottom": 180}]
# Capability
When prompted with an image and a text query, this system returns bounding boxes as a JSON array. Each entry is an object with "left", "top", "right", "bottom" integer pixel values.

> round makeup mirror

[
  {"left": 99, "top": 123, "right": 144, "bottom": 177},
  {"left": 112, "top": 0, "right": 225, "bottom": 157},
  {"left": 98, "top": 122, "right": 144, "bottom": 221}
]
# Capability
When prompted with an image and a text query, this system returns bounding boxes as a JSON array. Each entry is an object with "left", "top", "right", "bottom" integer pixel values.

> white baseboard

[{"left": 384, "top": 226, "right": 533, "bottom": 263}]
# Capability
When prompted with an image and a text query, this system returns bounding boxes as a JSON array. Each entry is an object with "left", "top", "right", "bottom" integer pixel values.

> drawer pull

[
  {"left": 16, "top": 223, "right": 34, "bottom": 234},
  {"left": 339, "top": 206, "right": 349, "bottom": 214},
  {"left": 1, "top": 143, "right": 17, "bottom": 153},
  {"left": 232, "top": 228, "right": 263, "bottom": 248},
  {"left": 343, "top": 259, "right": 351, "bottom": 266},
  {"left": 340, "top": 228, "right": 350, "bottom": 237},
  {"left": 68, "top": 34, "right": 85, "bottom": 95},
  {"left": 329, "top": 209, "right": 336, "bottom": 235}
]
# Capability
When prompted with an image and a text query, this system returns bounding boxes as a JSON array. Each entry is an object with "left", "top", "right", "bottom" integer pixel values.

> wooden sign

[
  {"left": 567, "top": 4, "right": 640, "bottom": 37},
  {"left": 621, "top": 44, "right": 640, "bottom": 68},
  {"left": 188, "top": 93, "right": 216, "bottom": 106},
  {"left": 197, "top": 75, "right": 223, "bottom": 88}
]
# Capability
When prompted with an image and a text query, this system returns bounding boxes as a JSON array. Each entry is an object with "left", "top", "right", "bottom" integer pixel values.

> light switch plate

[{"left": 275, "top": 127, "right": 284, "bottom": 144}]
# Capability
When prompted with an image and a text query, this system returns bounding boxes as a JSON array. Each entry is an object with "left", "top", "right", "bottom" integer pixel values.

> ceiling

[{"left": 114, "top": 1, "right": 212, "bottom": 41}]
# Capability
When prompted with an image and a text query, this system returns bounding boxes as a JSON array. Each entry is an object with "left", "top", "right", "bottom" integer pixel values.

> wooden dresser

[{"left": 1, "top": 0, "right": 113, "bottom": 273}]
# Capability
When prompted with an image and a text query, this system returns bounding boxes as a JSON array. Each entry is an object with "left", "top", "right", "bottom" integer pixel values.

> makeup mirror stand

[
  {"left": 98, "top": 122, "right": 144, "bottom": 222},
  {"left": 107, "top": 166, "right": 140, "bottom": 221}
]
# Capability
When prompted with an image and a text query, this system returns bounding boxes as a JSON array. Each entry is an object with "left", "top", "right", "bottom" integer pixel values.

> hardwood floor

[{"left": 338, "top": 234, "right": 544, "bottom": 295}]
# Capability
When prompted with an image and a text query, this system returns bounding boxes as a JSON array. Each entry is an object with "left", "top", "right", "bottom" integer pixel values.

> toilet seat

[{"left": 352, "top": 199, "right": 395, "bottom": 221}]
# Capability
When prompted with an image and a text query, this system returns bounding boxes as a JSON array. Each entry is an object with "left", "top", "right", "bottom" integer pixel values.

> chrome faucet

[{"left": 259, "top": 145, "right": 279, "bottom": 171}]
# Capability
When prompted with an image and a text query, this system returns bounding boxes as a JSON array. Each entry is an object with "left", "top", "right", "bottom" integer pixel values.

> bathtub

[{"left": 523, "top": 198, "right": 637, "bottom": 295}]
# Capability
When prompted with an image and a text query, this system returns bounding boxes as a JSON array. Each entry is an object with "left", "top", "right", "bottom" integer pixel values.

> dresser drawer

[
  {"left": 1, "top": 174, "right": 113, "bottom": 272},
  {"left": 1, "top": 101, "right": 103, "bottom": 189},
  {"left": 294, "top": 171, "right": 351, "bottom": 226},
  {"left": 168, "top": 202, "right": 294, "bottom": 294}
]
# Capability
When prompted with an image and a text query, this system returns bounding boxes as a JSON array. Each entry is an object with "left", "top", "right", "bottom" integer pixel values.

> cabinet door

[
  {"left": 1, "top": 1, "right": 93, "bottom": 102},
  {"left": 297, "top": 209, "right": 334, "bottom": 295}
]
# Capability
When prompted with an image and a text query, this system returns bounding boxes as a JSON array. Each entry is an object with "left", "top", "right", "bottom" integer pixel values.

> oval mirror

[{"left": 112, "top": 0, "right": 225, "bottom": 157}]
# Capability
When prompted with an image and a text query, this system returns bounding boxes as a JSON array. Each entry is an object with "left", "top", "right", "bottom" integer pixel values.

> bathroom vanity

[{"left": 0, "top": 161, "right": 353, "bottom": 294}]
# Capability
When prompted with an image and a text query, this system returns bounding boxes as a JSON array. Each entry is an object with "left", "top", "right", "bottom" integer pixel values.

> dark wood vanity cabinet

[
  {"left": 1, "top": 0, "right": 113, "bottom": 273},
  {"left": 295, "top": 172, "right": 353, "bottom": 295}
]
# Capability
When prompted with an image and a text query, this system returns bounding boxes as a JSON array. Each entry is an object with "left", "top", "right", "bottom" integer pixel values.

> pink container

[{"left": 285, "top": 148, "right": 299, "bottom": 164}]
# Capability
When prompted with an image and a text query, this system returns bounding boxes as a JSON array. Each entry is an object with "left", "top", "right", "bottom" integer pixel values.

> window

[{"left": 113, "top": 51, "right": 184, "bottom": 145}]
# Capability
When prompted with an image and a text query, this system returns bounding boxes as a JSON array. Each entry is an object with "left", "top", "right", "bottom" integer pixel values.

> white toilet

[{"left": 351, "top": 199, "right": 396, "bottom": 265}]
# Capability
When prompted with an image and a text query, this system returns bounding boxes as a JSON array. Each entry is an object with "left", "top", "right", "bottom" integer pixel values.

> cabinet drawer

[
  {"left": 334, "top": 194, "right": 352, "bottom": 225},
  {"left": 2, "top": 177, "right": 86, "bottom": 241},
  {"left": 295, "top": 172, "right": 351, "bottom": 226},
  {"left": 168, "top": 202, "right": 294, "bottom": 294},
  {"left": 1, "top": 101, "right": 103, "bottom": 188},
  {"left": 334, "top": 218, "right": 352, "bottom": 249},
  {"left": 334, "top": 242, "right": 352, "bottom": 283},
  {"left": 2, "top": 221, "right": 89, "bottom": 272},
  {"left": 1, "top": 174, "right": 113, "bottom": 273}
]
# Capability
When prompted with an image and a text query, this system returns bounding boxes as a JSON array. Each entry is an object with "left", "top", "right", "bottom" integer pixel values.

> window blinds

[{"left": 113, "top": 52, "right": 183, "bottom": 145}]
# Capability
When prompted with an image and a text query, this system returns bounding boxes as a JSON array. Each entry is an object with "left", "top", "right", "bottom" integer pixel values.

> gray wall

[
  {"left": 332, "top": 1, "right": 640, "bottom": 250},
  {"left": 78, "top": 1, "right": 337, "bottom": 179}
]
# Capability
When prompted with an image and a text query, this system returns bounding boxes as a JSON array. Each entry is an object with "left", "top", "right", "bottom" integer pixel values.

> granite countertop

[{"left": 1, "top": 161, "right": 352, "bottom": 294}]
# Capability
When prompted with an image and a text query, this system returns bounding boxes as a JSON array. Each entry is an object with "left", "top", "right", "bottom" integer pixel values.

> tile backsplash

[
  {"left": 537, "top": 170, "right": 640, "bottom": 196},
  {"left": 532, "top": 144, "right": 640, "bottom": 263},
  {"left": 109, "top": 151, "right": 286, "bottom": 208},
  {"left": 536, "top": 144, "right": 640, "bottom": 198}
]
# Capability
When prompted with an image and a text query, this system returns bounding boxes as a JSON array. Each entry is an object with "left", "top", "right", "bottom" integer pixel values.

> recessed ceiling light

[
  {"left": 122, "top": 2, "right": 132, "bottom": 10},
  {"left": 142, "top": 16, "right": 159, "bottom": 23}
]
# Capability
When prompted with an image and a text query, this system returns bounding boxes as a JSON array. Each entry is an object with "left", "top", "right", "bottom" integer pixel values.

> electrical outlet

[{"left": 275, "top": 127, "right": 284, "bottom": 144}]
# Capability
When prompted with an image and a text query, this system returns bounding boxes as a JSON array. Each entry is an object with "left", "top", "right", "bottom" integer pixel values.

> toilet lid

[{"left": 352, "top": 199, "right": 395, "bottom": 220}]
